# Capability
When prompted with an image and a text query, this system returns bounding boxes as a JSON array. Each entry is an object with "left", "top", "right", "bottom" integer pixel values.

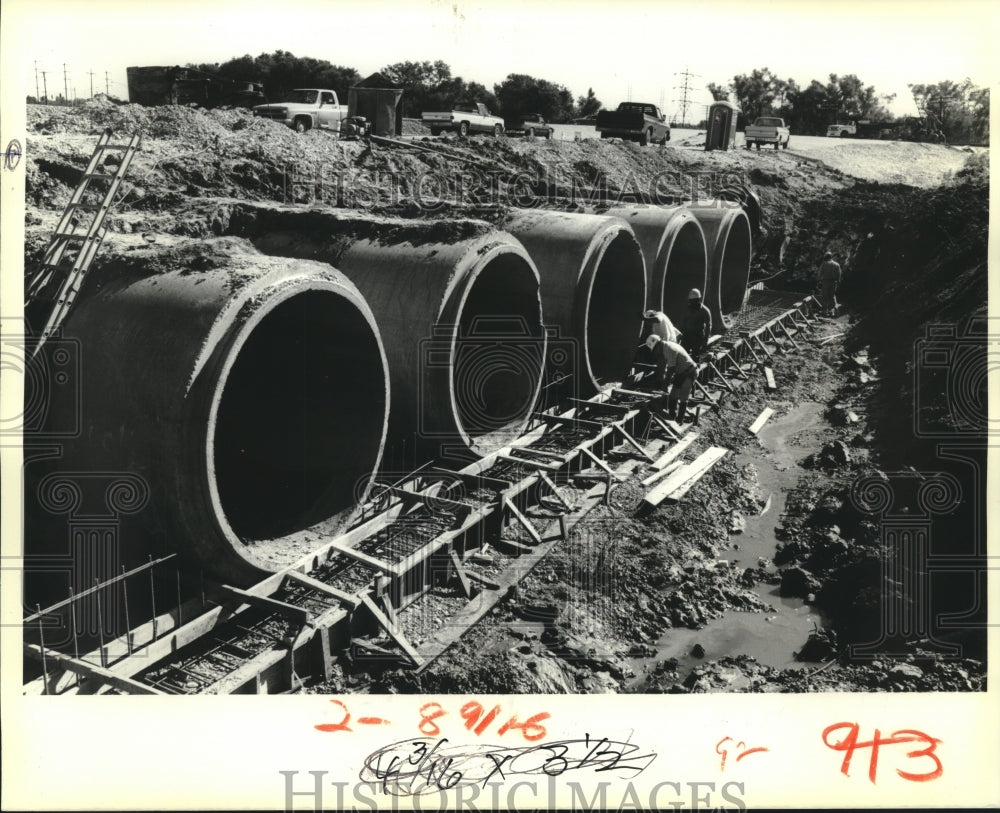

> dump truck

[
  {"left": 744, "top": 116, "right": 790, "bottom": 150},
  {"left": 422, "top": 102, "right": 505, "bottom": 136},
  {"left": 252, "top": 89, "right": 347, "bottom": 133},
  {"left": 596, "top": 102, "right": 671, "bottom": 146}
]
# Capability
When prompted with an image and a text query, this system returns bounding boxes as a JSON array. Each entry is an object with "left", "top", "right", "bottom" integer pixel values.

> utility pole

[
  {"left": 105, "top": 71, "right": 110, "bottom": 96},
  {"left": 672, "top": 66, "right": 701, "bottom": 127},
  {"left": 63, "top": 63, "right": 69, "bottom": 105},
  {"left": 88, "top": 69, "right": 95, "bottom": 98},
  {"left": 34, "top": 60, "right": 40, "bottom": 101},
  {"left": 41, "top": 70, "right": 48, "bottom": 104}
]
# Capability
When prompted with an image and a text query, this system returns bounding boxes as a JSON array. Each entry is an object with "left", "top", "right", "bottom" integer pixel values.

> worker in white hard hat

[
  {"left": 645, "top": 334, "right": 698, "bottom": 423},
  {"left": 641, "top": 309, "right": 682, "bottom": 344},
  {"left": 680, "top": 287, "right": 712, "bottom": 359}
]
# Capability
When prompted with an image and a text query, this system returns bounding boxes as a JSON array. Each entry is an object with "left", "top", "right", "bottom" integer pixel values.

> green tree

[
  {"left": 706, "top": 82, "right": 729, "bottom": 102},
  {"left": 190, "top": 51, "right": 360, "bottom": 100},
  {"left": 494, "top": 73, "right": 576, "bottom": 122},
  {"left": 576, "top": 87, "right": 602, "bottom": 118},
  {"left": 909, "top": 79, "right": 988, "bottom": 144}
]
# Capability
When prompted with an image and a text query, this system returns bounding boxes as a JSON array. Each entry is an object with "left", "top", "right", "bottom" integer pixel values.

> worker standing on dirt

[
  {"left": 680, "top": 288, "right": 712, "bottom": 359},
  {"left": 645, "top": 334, "right": 698, "bottom": 423},
  {"left": 817, "top": 251, "right": 842, "bottom": 316}
]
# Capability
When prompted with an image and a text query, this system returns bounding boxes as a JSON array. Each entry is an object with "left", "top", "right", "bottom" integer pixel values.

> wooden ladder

[{"left": 25, "top": 128, "right": 141, "bottom": 357}]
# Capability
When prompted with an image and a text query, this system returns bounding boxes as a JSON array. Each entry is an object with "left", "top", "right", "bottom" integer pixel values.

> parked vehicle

[
  {"left": 827, "top": 122, "right": 857, "bottom": 138},
  {"left": 504, "top": 114, "right": 554, "bottom": 139},
  {"left": 252, "top": 89, "right": 347, "bottom": 133},
  {"left": 745, "top": 116, "right": 790, "bottom": 150},
  {"left": 422, "top": 102, "right": 505, "bottom": 136},
  {"left": 596, "top": 102, "right": 671, "bottom": 146}
]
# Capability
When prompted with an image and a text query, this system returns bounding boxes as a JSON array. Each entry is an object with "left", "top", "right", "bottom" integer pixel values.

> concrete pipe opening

[
  {"left": 212, "top": 291, "right": 387, "bottom": 541},
  {"left": 454, "top": 254, "right": 545, "bottom": 442},
  {"left": 612, "top": 206, "right": 708, "bottom": 327},
  {"left": 501, "top": 211, "right": 646, "bottom": 393},
  {"left": 689, "top": 205, "right": 753, "bottom": 331},
  {"left": 25, "top": 245, "right": 390, "bottom": 585},
  {"left": 585, "top": 231, "right": 647, "bottom": 386}
]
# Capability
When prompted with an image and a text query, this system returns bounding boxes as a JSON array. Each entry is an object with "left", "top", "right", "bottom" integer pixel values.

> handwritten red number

[
  {"left": 315, "top": 699, "right": 352, "bottom": 733},
  {"left": 460, "top": 701, "right": 502, "bottom": 736},
  {"left": 497, "top": 711, "right": 550, "bottom": 742},
  {"left": 823, "top": 722, "right": 942, "bottom": 783},
  {"left": 419, "top": 702, "right": 447, "bottom": 736}
]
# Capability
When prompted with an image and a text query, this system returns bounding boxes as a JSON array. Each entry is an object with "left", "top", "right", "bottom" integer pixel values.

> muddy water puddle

[{"left": 633, "top": 402, "right": 829, "bottom": 685}]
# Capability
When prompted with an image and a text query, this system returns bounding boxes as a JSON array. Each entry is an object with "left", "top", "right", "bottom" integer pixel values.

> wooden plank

[
  {"left": 327, "top": 540, "right": 399, "bottom": 577},
  {"left": 649, "top": 412, "right": 681, "bottom": 440},
  {"left": 511, "top": 446, "right": 567, "bottom": 461},
  {"left": 24, "top": 643, "right": 165, "bottom": 695},
  {"left": 449, "top": 549, "right": 473, "bottom": 599},
  {"left": 219, "top": 585, "right": 311, "bottom": 624},
  {"left": 360, "top": 595, "right": 424, "bottom": 667},
  {"left": 665, "top": 448, "right": 730, "bottom": 502},
  {"left": 641, "top": 459, "right": 686, "bottom": 486},
  {"left": 649, "top": 432, "right": 700, "bottom": 470},
  {"left": 643, "top": 446, "right": 729, "bottom": 509},
  {"left": 284, "top": 571, "right": 360, "bottom": 609},
  {"left": 569, "top": 397, "right": 630, "bottom": 414},
  {"left": 748, "top": 407, "right": 775, "bottom": 435},
  {"left": 763, "top": 366, "right": 777, "bottom": 391},
  {"left": 616, "top": 425, "right": 655, "bottom": 461},
  {"left": 538, "top": 471, "right": 573, "bottom": 511},
  {"left": 504, "top": 498, "right": 543, "bottom": 545},
  {"left": 581, "top": 448, "right": 623, "bottom": 479},
  {"left": 531, "top": 412, "right": 603, "bottom": 430},
  {"left": 497, "top": 453, "right": 560, "bottom": 472}
]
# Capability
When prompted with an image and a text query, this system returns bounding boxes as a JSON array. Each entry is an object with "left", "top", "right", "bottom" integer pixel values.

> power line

[
  {"left": 672, "top": 66, "right": 701, "bottom": 126},
  {"left": 105, "top": 71, "right": 110, "bottom": 96},
  {"left": 41, "top": 69, "right": 48, "bottom": 104},
  {"left": 63, "top": 63, "right": 69, "bottom": 105},
  {"left": 88, "top": 69, "right": 95, "bottom": 98},
  {"left": 34, "top": 60, "right": 40, "bottom": 100}
]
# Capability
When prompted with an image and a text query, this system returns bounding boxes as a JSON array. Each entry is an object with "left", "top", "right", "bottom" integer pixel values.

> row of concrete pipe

[{"left": 35, "top": 202, "right": 752, "bottom": 583}]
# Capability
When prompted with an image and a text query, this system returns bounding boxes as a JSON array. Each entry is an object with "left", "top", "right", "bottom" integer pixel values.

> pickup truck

[
  {"left": 744, "top": 116, "right": 790, "bottom": 150},
  {"left": 596, "top": 102, "right": 671, "bottom": 146},
  {"left": 422, "top": 102, "right": 505, "bottom": 136},
  {"left": 504, "top": 114, "right": 554, "bottom": 139},
  {"left": 252, "top": 89, "right": 347, "bottom": 134},
  {"left": 826, "top": 123, "right": 856, "bottom": 138}
]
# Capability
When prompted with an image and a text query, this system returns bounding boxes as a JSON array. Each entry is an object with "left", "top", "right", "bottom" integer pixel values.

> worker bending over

[
  {"left": 645, "top": 334, "right": 698, "bottom": 423},
  {"left": 641, "top": 309, "right": 682, "bottom": 343},
  {"left": 680, "top": 288, "right": 712, "bottom": 359}
]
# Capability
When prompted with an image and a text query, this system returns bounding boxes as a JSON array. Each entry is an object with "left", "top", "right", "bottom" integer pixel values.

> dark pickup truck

[
  {"left": 596, "top": 102, "right": 671, "bottom": 146},
  {"left": 504, "top": 114, "right": 554, "bottom": 139}
]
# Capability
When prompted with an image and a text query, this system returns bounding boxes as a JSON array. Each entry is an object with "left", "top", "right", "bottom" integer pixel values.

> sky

[{"left": 3, "top": 0, "right": 997, "bottom": 120}]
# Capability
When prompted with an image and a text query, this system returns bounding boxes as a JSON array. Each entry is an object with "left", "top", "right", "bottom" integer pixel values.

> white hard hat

[
  {"left": 688, "top": 288, "right": 702, "bottom": 300},
  {"left": 642, "top": 309, "right": 658, "bottom": 319},
  {"left": 645, "top": 334, "right": 661, "bottom": 351}
]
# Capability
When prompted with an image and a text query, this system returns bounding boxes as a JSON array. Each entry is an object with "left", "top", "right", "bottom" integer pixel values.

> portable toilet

[
  {"left": 347, "top": 72, "right": 404, "bottom": 137},
  {"left": 705, "top": 101, "right": 740, "bottom": 151}
]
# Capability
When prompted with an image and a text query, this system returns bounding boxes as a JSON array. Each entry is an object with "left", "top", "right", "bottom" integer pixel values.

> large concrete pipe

[
  {"left": 611, "top": 206, "right": 708, "bottom": 327},
  {"left": 26, "top": 240, "right": 390, "bottom": 585},
  {"left": 688, "top": 203, "right": 752, "bottom": 331},
  {"left": 332, "top": 232, "right": 545, "bottom": 460},
  {"left": 500, "top": 210, "right": 646, "bottom": 394}
]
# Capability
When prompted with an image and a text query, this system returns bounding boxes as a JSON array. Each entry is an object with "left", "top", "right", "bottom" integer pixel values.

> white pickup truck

[
  {"left": 252, "top": 89, "right": 347, "bottom": 133},
  {"left": 744, "top": 116, "right": 791, "bottom": 150},
  {"left": 422, "top": 102, "right": 505, "bottom": 136}
]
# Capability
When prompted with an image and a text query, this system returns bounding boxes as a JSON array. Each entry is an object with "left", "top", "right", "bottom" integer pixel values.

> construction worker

[
  {"left": 641, "top": 309, "right": 682, "bottom": 344},
  {"left": 817, "top": 251, "right": 842, "bottom": 316},
  {"left": 680, "top": 288, "right": 712, "bottom": 359},
  {"left": 645, "top": 334, "right": 698, "bottom": 423}
]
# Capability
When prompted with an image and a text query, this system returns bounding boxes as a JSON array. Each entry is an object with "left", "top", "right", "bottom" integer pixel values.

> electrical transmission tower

[{"left": 672, "top": 66, "right": 701, "bottom": 126}]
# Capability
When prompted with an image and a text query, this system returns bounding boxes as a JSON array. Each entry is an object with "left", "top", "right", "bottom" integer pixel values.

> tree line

[
  {"left": 187, "top": 52, "right": 604, "bottom": 123},
  {"left": 707, "top": 68, "right": 989, "bottom": 144},
  {"left": 186, "top": 52, "right": 988, "bottom": 143}
]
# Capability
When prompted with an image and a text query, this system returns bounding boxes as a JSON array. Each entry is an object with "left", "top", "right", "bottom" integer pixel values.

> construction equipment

[{"left": 24, "top": 128, "right": 141, "bottom": 356}]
